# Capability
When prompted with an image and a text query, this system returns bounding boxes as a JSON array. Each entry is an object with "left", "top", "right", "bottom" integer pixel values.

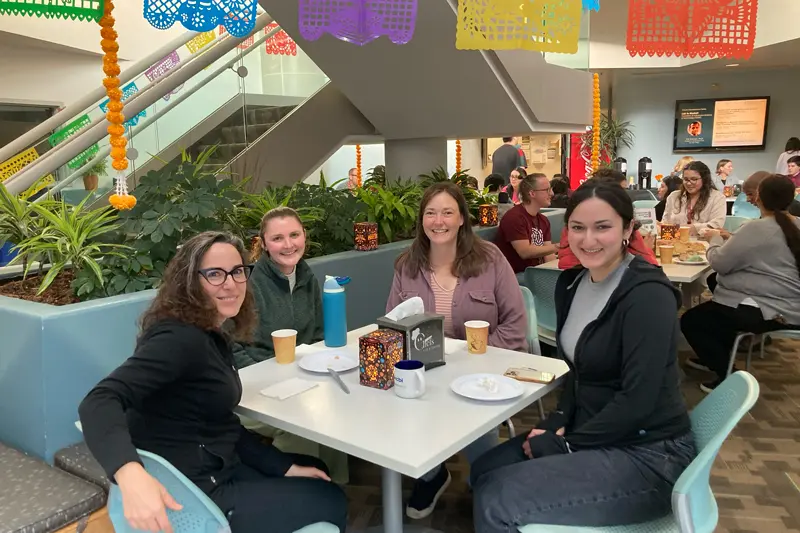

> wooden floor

[{"left": 342, "top": 338, "right": 800, "bottom": 532}]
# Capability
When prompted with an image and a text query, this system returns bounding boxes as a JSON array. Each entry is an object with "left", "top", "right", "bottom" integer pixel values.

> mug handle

[{"left": 413, "top": 368, "right": 426, "bottom": 396}]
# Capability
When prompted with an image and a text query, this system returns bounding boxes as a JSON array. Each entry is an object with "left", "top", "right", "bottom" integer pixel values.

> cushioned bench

[
  {"left": 0, "top": 442, "right": 108, "bottom": 533},
  {"left": 54, "top": 442, "right": 110, "bottom": 493}
]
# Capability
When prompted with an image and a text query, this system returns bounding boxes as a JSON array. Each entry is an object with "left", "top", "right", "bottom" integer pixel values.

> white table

[
  {"left": 535, "top": 258, "right": 712, "bottom": 307},
  {"left": 236, "top": 325, "right": 569, "bottom": 533}
]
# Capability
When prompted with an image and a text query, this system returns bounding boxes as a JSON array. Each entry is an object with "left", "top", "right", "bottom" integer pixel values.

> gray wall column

[{"left": 384, "top": 137, "right": 447, "bottom": 181}]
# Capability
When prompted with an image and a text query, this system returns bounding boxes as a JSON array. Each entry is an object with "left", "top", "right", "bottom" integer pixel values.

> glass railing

[{"left": 55, "top": 25, "right": 329, "bottom": 205}]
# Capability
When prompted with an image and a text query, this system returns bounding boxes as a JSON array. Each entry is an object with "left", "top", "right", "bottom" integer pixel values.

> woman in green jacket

[{"left": 235, "top": 207, "right": 349, "bottom": 484}]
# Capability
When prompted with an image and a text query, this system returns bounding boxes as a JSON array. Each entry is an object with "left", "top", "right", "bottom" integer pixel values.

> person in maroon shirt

[{"left": 495, "top": 174, "right": 558, "bottom": 279}]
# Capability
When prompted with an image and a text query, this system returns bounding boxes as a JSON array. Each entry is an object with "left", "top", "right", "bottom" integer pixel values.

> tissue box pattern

[{"left": 359, "top": 329, "right": 404, "bottom": 390}]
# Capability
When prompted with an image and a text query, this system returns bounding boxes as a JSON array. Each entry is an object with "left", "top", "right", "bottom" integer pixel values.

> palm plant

[
  {"left": 581, "top": 114, "right": 635, "bottom": 164},
  {"left": 10, "top": 197, "right": 130, "bottom": 295}
]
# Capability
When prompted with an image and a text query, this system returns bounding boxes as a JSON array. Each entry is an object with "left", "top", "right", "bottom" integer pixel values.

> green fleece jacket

[{"left": 233, "top": 255, "right": 324, "bottom": 368}]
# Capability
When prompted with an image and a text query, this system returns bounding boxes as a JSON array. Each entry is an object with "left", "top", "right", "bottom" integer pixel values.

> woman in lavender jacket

[{"left": 385, "top": 181, "right": 527, "bottom": 521}]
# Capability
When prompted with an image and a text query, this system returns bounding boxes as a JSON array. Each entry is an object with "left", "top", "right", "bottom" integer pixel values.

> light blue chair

[
  {"left": 730, "top": 194, "right": 760, "bottom": 219},
  {"left": 524, "top": 267, "right": 561, "bottom": 346},
  {"left": 723, "top": 216, "right": 749, "bottom": 232},
  {"left": 519, "top": 371, "right": 760, "bottom": 533},
  {"left": 633, "top": 199, "right": 659, "bottom": 209},
  {"left": 520, "top": 285, "right": 546, "bottom": 422},
  {"left": 108, "top": 449, "right": 339, "bottom": 533}
]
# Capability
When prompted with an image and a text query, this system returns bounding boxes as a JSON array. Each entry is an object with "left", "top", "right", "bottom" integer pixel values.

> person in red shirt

[
  {"left": 495, "top": 174, "right": 559, "bottom": 280},
  {"left": 558, "top": 170, "right": 658, "bottom": 269}
]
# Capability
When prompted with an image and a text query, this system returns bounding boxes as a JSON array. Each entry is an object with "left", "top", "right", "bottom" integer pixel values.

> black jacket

[
  {"left": 538, "top": 257, "right": 691, "bottom": 449},
  {"left": 79, "top": 320, "right": 293, "bottom": 494}
]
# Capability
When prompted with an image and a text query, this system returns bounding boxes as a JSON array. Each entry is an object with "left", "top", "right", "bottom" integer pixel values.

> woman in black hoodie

[{"left": 472, "top": 182, "right": 695, "bottom": 532}]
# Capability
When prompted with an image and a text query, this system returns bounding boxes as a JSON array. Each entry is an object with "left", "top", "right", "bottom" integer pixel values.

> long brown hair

[
  {"left": 395, "top": 182, "right": 492, "bottom": 279},
  {"left": 250, "top": 206, "right": 305, "bottom": 262},
  {"left": 140, "top": 231, "right": 256, "bottom": 341},
  {"left": 675, "top": 160, "right": 715, "bottom": 218},
  {"left": 759, "top": 174, "right": 800, "bottom": 278}
]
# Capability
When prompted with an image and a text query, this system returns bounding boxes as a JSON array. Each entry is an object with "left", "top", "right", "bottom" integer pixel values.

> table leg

[{"left": 360, "top": 467, "right": 443, "bottom": 533}]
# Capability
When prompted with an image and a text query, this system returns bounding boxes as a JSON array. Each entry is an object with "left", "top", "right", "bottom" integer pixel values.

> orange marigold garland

[
  {"left": 101, "top": 0, "right": 136, "bottom": 210},
  {"left": 355, "top": 145, "right": 362, "bottom": 187},
  {"left": 591, "top": 73, "right": 601, "bottom": 173},
  {"left": 455, "top": 139, "right": 462, "bottom": 174}
]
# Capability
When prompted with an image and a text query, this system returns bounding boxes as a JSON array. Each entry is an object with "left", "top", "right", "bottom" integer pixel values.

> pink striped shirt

[{"left": 430, "top": 272, "right": 455, "bottom": 337}]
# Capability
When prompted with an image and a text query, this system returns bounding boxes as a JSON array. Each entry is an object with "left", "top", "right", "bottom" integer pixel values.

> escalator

[{"left": 0, "top": 13, "right": 377, "bottom": 202}]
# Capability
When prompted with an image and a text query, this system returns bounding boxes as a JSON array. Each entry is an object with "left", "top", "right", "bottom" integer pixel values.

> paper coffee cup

[
  {"left": 660, "top": 245, "right": 675, "bottom": 264},
  {"left": 464, "top": 320, "right": 490, "bottom": 354},
  {"left": 679, "top": 226, "right": 691, "bottom": 242},
  {"left": 272, "top": 329, "right": 297, "bottom": 364}
]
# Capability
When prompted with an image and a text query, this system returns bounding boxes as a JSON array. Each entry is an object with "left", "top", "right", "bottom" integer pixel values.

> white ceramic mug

[{"left": 394, "top": 360, "right": 426, "bottom": 399}]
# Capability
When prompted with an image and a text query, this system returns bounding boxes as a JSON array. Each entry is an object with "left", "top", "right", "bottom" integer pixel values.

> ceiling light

[{"left": 726, "top": 63, "right": 740, "bottom": 67}]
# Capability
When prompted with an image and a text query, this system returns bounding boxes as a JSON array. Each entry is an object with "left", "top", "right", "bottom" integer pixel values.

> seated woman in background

[
  {"left": 558, "top": 170, "right": 658, "bottom": 269},
  {"left": 682, "top": 174, "right": 800, "bottom": 392},
  {"left": 712, "top": 159, "right": 740, "bottom": 190},
  {"left": 502, "top": 167, "right": 527, "bottom": 204},
  {"left": 550, "top": 177, "right": 570, "bottom": 208},
  {"left": 79, "top": 231, "right": 347, "bottom": 533},
  {"left": 387, "top": 181, "right": 527, "bottom": 520},
  {"left": 234, "top": 207, "right": 348, "bottom": 484},
  {"left": 655, "top": 175, "right": 683, "bottom": 221},
  {"left": 471, "top": 182, "right": 695, "bottom": 533},
  {"left": 662, "top": 160, "right": 727, "bottom": 237},
  {"left": 671, "top": 155, "right": 694, "bottom": 178}
]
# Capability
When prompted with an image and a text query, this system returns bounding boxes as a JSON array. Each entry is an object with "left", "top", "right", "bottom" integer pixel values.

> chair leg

[
  {"left": 745, "top": 339, "right": 754, "bottom": 371},
  {"left": 537, "top": 399, "right": 545, "bottom": 420},
  {"left": 506, "top": 418, "right": 516, "bottom": 438},
  {"left": 759, "top": 333, "right": 768, "bottom": 359},
  {"left": 727, "top": 333, "right": 751, "bottom": 376}
]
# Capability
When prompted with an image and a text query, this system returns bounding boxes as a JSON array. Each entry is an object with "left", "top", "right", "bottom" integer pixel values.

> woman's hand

[
  {"left": 115, "top": 462, "right": 182, "bottom": 533},
  {"left": 285, "top": 464, "right": 331, "bottom": 481},
  {"left": 522, "top": 427, "right": 564, "bottom": 458}
]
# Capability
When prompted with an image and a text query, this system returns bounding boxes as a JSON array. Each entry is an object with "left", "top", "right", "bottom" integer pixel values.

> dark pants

[
  {"left": 471, "top": 433, "right": 695, "bottom": 533},
  {"left": 211, "top": 454, "right": 348, "bottom": 533},
  {"left": 681, "top": 300, "right": 796, "bottom": 380}
]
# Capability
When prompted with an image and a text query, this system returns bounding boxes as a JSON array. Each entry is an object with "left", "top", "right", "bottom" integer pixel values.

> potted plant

[
  {"left": 81, "top": 159, "right": 108, "bottom": 191},
  {"left": 580, "top": 114, "right": 635, "bottom": 166}
]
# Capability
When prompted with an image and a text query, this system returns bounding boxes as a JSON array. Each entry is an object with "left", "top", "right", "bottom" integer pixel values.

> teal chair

[
  {"left": 519, "top": 371, "right": 760, "bottom": 533},
  {"left": 633, "top": 199, "right": 659, "bottom": 209},
  {"left": 723, "top": 216, "right": 749, "bottom": 232},
  {"left": 731, "top": 195, "right": 760, "bottom": 218},
  {"left": 108, "top": 449, "right": 339, "bottom": 533},
  {"left": 524, "top": 267, "right": 560, "bottom": 346},
  {"left": 520, "top": 285, "right": 546, "bottom": 421}
]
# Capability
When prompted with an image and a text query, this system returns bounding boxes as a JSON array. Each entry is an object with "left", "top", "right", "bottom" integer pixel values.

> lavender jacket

[{"left": 386, "top": 243, "right": 528, "bottom": 352}]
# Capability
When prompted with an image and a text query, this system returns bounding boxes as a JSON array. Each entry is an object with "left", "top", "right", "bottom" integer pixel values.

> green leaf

[{"left": 151, "top": 229, "right": 163, "bottom": 243}]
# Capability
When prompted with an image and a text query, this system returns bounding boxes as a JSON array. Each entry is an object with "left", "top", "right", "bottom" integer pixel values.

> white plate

[
  {"left": 450, "top": 373, "right": 525, "bottom": 402},
  {"left": 298, "top": 350, "right": 359, "bottom": 373},
  {"left": 674, "top": 259, "right": 708, "bottom": 266}
]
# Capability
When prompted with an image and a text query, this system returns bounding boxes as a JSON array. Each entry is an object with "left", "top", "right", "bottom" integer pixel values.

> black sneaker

[
  {"left": 406, "top": 466, "right": 451, "bottom": 519},
  {"left": 700, "top": 379, "right": 723, "bottom": 394},
  {"left": 685, "top": 357, "right": 711, "bottom": 372}
]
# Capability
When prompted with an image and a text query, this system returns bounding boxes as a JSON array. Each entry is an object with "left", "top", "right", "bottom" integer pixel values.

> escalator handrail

[{"left": 4, "top": 12, "right": 274, "bottom": 196}]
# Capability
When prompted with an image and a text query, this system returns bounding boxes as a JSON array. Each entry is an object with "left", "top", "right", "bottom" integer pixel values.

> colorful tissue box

[{"left": 359, "top": 329, "right": 404, "bottom": 390}]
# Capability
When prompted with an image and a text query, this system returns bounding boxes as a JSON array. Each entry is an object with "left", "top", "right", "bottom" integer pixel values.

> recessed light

[{"left": 726, "top": 63, "right": 740, "bottom": 67}]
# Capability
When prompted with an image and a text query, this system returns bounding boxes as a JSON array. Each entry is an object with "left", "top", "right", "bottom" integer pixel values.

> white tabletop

[
  {"left": 236, "top": 325, "right": 569, "bottom": 479},
  {"left": 535, "top": 258, "right": 711, "bottom": 284}
]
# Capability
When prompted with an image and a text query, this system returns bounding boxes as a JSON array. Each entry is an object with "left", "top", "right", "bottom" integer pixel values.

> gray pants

[{"left": 472, "top": 432, "right": 696, "bottom": 533}]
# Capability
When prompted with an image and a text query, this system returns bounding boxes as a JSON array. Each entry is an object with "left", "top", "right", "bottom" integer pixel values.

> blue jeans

[
  {"left": 420, "top": 428, "right": 499, "bottom": 483},
  {"left": 471, "top": 432, "right": 696, "bottom": 533}
]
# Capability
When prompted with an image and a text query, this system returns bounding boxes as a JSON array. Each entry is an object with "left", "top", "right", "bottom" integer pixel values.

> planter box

[{"left": 0, "top": 227, "right": 507, "bottom": 462}]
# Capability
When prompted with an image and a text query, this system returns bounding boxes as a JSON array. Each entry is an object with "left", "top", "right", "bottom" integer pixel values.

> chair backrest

[
  {"left": 671, "top": 372, "right": 759, "bottom": 533},
  {"left": 731, "top": 195, "right": 760, "bottom": 219},
  {"left": 627, "top": 189, "right": 657, "bottom": 201},
  {"left": 633, "top": 199, "right": 660, "bottom": 209},
  {"left": 723, "top": 216, "right": 748, "bottom": 232},
  {"left": 523, "top": 267, "right": 560, "bottom": 333},
  {"left": 520, "top": 286, "right": 541, "bottom": 355},
  {"left": 108, "top": 450, "right": 230, "bottom": 533}
]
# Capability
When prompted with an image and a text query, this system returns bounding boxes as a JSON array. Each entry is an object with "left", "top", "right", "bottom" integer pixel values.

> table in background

[{"left": 236, "top": 325, "right": 569, "bottom": 533}]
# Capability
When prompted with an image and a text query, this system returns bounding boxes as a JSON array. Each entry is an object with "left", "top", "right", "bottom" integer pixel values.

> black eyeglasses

[{"left": 198, "top": 265, "right": 253, "bottom": 286}]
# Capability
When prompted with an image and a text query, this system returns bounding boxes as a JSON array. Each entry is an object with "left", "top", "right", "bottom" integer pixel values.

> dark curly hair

[
  {"left": 674, "top": 160, "right": 715, "bottom": 219},
  {"left": 140, "top": 231, "right": 256, "bottom": 342}
]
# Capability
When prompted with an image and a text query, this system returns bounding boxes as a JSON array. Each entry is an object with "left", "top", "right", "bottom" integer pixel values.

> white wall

[{"left": 613, "top": 68, "right": 800, "bottom": 180}]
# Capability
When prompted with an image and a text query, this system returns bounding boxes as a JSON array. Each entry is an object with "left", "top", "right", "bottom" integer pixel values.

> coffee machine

[{"left": 638, "top": 157, "right": 652, "bottom": 190}]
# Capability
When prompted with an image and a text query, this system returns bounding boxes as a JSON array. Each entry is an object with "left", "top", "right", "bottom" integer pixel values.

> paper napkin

[{"left": 260, "top": 378, "right": 319, "bottom": 400}]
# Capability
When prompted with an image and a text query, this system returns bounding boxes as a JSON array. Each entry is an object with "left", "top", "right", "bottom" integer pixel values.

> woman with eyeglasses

[
  {"left": 79, "top": 231, "right": 348, "bottom": 533},
  {"left": 234, "top": 207, "right": 349, "bottom": 485},
  {"left": 662, "top": 160, "right": 727, "bottom": 237}
]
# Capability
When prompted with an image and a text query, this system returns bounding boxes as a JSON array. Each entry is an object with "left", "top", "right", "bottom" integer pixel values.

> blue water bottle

[{"left": 323, "top": 276, "right": 347, "bottom": 347}]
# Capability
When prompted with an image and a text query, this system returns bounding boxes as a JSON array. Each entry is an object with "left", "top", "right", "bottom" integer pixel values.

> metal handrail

[
  {"left": 4, "top": 12, "right": 274, "bottom": 196},
  {"left": 0, "top": 29, "right": 205, "bottom": 164},
  {"left": 37, "top": 25, "right": 283, "bottom": 201}
]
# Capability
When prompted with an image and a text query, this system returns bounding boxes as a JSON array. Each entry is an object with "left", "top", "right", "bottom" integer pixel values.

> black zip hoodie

[{"left": 537, "top": 256, "right": 691, "bottom": 449}]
